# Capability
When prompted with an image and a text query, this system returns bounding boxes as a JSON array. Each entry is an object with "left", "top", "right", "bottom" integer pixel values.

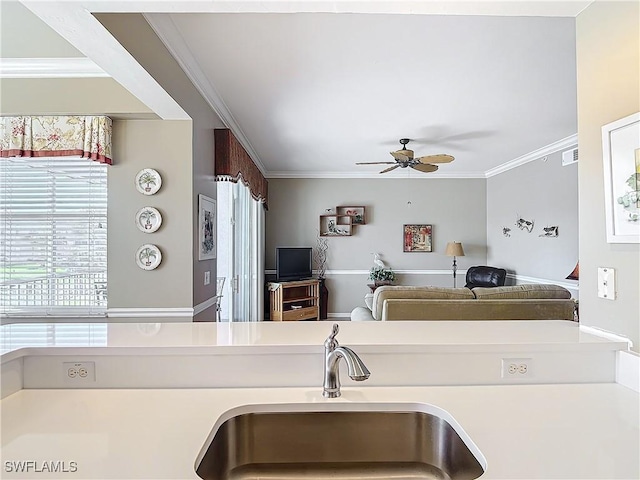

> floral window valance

[
  {"left": 214, "top": 129, "right": 268, "bottom": 209},
  {"left": 1, "top": 116, "right": 112, "bottom": 164}
]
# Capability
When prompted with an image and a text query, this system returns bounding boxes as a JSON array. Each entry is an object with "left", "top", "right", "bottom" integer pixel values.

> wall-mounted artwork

[
  {"left": 539, "top": 226, "right": 559, "bottom": 237},
  {"left": 515, "top": 216, "right": 535, "bottom": 233},
  {"left": 602, "top": 112, "right": 640, "bottom": 243},
  {"left": 198, "top": 194, "right": 216, "bottom": 260},
  {"left": 135, "top": 244, "right": 162, "bottom": 270},
  {"left": 135, "top": 207, "right": 162, "bottom": 233},
  {"left": 502, "top": 227, "right": 511, "bottom": 237},
  {"left": 135, "top": 168, "right": 162, "bottom": 195},
  {"left": 403, "top": 224, "right": 433, "bottom": 252}
]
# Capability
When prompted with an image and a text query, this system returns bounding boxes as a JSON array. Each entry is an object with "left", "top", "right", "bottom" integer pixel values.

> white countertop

[
  {"left": 0, "top": 320, "right": 629, "bottom": 362},
  {"left": 1, "top": 383, "right": 638, "bottom": 479}
]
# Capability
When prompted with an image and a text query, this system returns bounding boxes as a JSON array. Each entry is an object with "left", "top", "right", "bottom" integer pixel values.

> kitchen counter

[
  {"left": 1, "top": 320, "right": 637, "bottom": 479},
  {"left": 0, "top": 320, "right": 629, "bottom": 361},
  {"left": 1, "top": 383, "right": 638, "bottom": 479}
]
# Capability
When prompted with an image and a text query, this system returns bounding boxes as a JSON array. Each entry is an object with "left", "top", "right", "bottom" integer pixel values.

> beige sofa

[{"left": 350, "top": 284, "right": 575, "bottom": 321}]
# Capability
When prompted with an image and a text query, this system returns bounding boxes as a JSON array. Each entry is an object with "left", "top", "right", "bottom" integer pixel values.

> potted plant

[{"left": 369, "top": 266, "right": 396, "bottom": 286}]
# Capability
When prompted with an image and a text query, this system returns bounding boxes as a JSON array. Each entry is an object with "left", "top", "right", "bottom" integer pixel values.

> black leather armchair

[{"left": 465, "top": 266, "right": 507, "bottom": 289}]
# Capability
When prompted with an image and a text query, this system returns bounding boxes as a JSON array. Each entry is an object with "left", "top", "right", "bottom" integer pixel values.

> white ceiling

[{"left": 11, "top": 1, "right": 586, "bottom": 178}]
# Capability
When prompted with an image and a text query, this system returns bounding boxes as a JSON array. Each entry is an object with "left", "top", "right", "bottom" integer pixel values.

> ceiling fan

[{"left": 357, "top": 138, "right": 454, "bottom": 174}]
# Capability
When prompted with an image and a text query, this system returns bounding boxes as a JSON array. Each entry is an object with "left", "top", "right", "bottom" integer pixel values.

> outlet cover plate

[
  {"left": 501, "top": 358, "right": 533, "bottom": 379},
  {"left": 63, "top": 361, "right": 96, "bottom": 382}
]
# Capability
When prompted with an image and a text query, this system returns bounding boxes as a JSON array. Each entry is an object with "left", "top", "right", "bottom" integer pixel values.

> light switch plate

[
  {"left": 597, "top": 267, "right": 616, "bottom": 300},
  {"left": 204, "top": 271, "right": 211, "bottom": 286}
]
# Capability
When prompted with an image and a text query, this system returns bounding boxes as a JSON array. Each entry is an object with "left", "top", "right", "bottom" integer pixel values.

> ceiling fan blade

[
  {"left": 411, "top": 163, "right": 439, "bottom": 173},
  {"left": 356, "top": 161, "right": 397, "bottom": 165},
  {"left": 390, "top": 151, "right": 413, "bottom": 161},
  {"left": 416, "top": 154, "right": 455, "bottom": 164},
  {"left": 379, "top": 164, "right": 400, "bottom": 174}
]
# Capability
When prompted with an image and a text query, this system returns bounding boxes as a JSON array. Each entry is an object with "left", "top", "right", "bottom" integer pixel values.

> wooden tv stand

[{"left": 268, "top": 279, "right": 320, "bottom": 321}]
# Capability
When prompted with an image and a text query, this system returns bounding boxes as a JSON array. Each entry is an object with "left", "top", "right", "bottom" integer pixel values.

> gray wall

[
  {"left": 96, "top": 13, "right": 226, "bottom": 316},
  {"left": 108, "top": 120, "right": 193, "bottom": 309},
  {"left": 0, "top": 78, "right": 155, "bottom": 118},
  {"left": 487, "top": 151, "right": 579, "bottom": 293},
  {"left": 576, "top": 1, "right": 640, "bottom": 351},
  {"left": 267, "top": 178, "right": 487, "bottom": 316}
]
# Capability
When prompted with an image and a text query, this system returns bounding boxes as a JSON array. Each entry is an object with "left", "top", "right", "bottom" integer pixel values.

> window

[{"left": 0, "top": 157, "right": 107, "bottom": 317}]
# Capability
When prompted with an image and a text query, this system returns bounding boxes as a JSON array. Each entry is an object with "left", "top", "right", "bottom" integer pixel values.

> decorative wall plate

[
  {"left": 135, "top": 207, "right": 162, "bottom": 233},
  {"left": 135, "top": 168, "right": 162, "bottom": 195},
  {"left": 135, "top": 244, "right": 162, "bottom": 270}
]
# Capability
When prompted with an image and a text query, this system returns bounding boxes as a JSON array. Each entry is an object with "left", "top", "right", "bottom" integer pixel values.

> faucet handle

[{"left": 324, "top": 323, "right": 340, "bottom": 351}]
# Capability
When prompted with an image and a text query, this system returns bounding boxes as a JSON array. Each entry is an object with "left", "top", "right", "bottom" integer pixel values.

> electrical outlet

[
  {"left": 63, "top": 362, "right": 96, "bottom": 382},
  {"left": 501, "top": 358, "right": 533, "bottom": 379}
]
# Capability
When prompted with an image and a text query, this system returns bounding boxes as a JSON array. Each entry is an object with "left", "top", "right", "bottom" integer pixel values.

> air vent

[{"left": 562, "top": 147, "right": 578, "bottom": 166}]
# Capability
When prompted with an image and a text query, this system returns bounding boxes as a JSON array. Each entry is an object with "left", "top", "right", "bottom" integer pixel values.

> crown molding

[
  {"left": 144, "top": 13, "right": 268, "bottom": 177},
  {"left": 0, "top": 57, "right": 109, "bottom": 78},
  {"left": 266, "top": 171, "right": 486, "bottom": 179},
  {"left": 484, "top": 134, "right": 578, "bottom": 178}
]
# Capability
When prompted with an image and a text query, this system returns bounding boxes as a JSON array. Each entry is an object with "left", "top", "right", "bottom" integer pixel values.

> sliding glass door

[{"left": 217, "top": 181, "right": 264, "bottom": 321}]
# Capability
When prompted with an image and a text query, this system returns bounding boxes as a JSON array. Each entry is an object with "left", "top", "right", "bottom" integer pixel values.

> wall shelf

[{"left": 319, "top": 206, "right": 366, "bottom": 236}]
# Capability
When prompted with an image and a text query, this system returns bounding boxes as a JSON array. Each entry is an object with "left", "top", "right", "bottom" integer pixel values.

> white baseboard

[
  {"left": 107, "top": 308, "right": 194, "bottom": 318},
  {"left": 193, "top": 297, "right": 219, "bottom": 316},
  {"left": 266, "top": 269, "right": 455, "bottom": 276}
]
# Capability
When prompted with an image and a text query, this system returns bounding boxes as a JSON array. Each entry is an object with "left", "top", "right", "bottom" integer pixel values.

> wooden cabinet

[{"left": 268, "top": 279, "right": 320, "bottom": 321}]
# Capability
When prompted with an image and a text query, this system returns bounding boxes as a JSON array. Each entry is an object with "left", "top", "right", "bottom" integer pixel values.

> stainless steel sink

[{"left": 196, "top": 408, "right": 485, "bottom": 480}]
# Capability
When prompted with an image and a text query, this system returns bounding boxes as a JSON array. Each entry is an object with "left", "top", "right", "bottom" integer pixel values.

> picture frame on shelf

[
  {"left": 403, "top": 224, "right": 433, "bottom": 252},
  {"left": 198, "top": 194, "right": 216, "bottom": 260},
  {"left": 602, "top": 112, "right": 640, "bottom": 244},
  {"left": 336, "top": 206, "right": 366, "bottom": 225}
]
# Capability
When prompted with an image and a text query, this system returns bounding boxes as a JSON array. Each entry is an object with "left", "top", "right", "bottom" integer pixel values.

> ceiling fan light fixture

[{"left": 357, "top": 137, "right": 454, "bottom": 175}]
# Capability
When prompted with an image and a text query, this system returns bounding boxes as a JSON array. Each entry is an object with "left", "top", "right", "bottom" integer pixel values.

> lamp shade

[
  {"left": 566, "top": 261, "right": 579, "bottom": 280},
  {"left": 445, "top": 242, "right": 465, "bottom": 257}
]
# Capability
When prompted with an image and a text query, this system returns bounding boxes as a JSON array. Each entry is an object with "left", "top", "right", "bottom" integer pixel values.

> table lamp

[{"left": 445, "top": 242, "right": 465, "bottom": 287}]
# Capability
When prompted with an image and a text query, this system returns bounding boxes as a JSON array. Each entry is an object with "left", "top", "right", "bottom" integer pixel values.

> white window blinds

[{"left": 0, "top": 157, "right": 107, "bottom": 317}]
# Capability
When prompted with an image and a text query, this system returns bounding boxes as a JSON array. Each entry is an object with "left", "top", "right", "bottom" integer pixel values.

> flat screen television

[{"left": 276, "top": 247, "right": 313, "bottom": 282}]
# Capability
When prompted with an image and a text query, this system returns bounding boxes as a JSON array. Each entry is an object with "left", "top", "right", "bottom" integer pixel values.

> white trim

[
  {"left": 266, "top": 171, "right": 485, "bottom": 179},
  {"left": 484, "top": 134, "right": 578, "bottom": 178},
  {"left": 193, "top": 296, "right": 219, "bottom": 316},
  {"left": 0, "top": 57, "right": 109, "bottom": 78},
  {"left": 266, "top": 135, "right": 578, "bottom": 179},
  {"left": 616, "top": 350, "right": 640, "bottom": 393},
  {"left": 507, "top": 273, "right": 579, "bottom": 292},
  {"left": 107, "top": 308, "right": 194, "bottom": 318},
  {"left": 144, "top": 13, "right": 267, "bottom": 176},
  {"left": 21, "top": 2, "right": 189, "bottom": 120},
  {"left": 580, "top": 325, "right": 633, "bottom": 349},
  {"left": 266, "top": 269, "right": 455, "bottom": 276}
]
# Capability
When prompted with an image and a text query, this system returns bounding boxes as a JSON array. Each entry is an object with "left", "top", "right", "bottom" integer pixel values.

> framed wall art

[
  {"left": 403, "top": 224, "right": 433, "bottom": 252},
  {"left": 198, "top": 194, "right": 216, "bottom": 260},
  {"left": 602, "top": 112, "right": 640, "bottom": 243}
]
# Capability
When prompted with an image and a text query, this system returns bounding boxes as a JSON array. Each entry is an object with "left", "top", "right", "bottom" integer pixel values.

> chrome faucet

[{"left": 323, "top": 323, "right": 370, "bottom": 398}]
